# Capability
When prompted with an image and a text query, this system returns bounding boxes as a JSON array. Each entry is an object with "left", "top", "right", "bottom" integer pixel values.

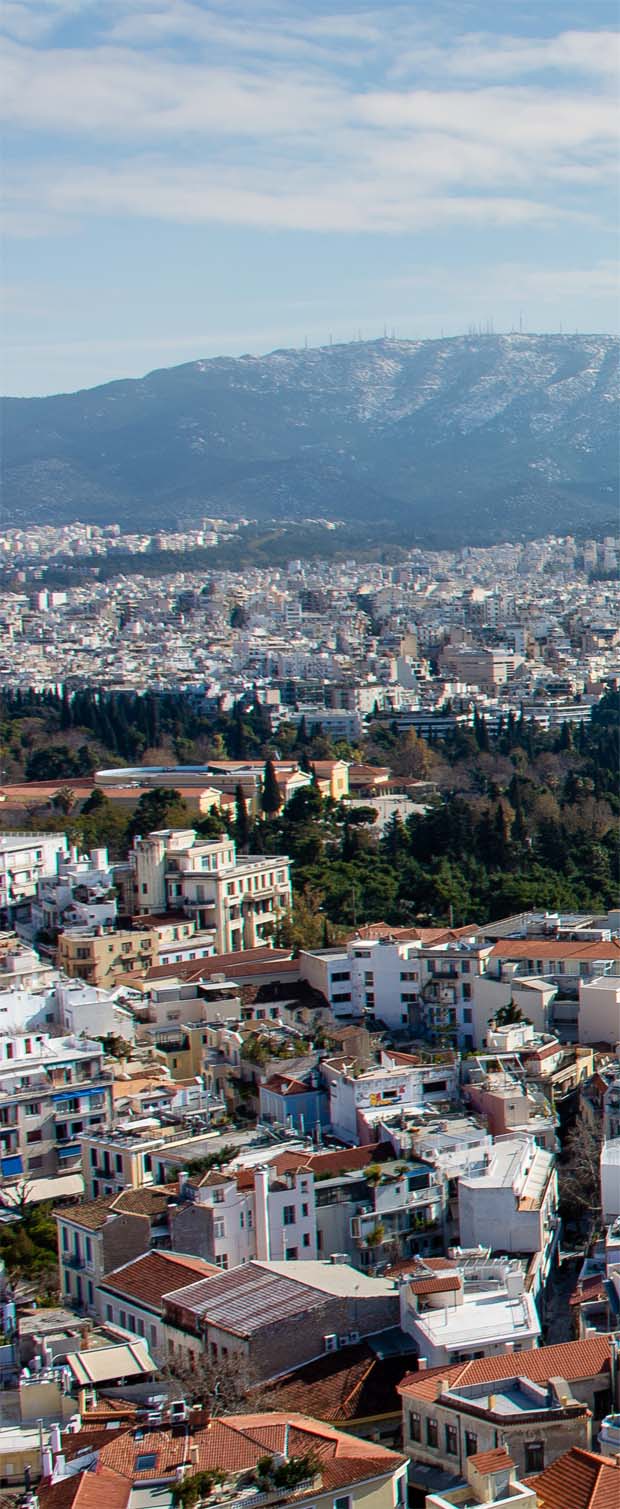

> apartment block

[
  {"left": 131, "top": 830, "right": 292, "bottom": 952},
  {"left": 0, "top": 833, "right": 68, "bottom": 921},
  {"left": 458, "top": 1137, "right": 559, "bottom": 1269},
  {"left": 0, "top": 1031, "right": 112, "bottom": 1179},
  {"left": 399, "top": 1336, "right": 613, "bottom": 1488},
  {"left": 58, "top": 925, "right": 157, "bottom": 987},
  {"left": 399, "top": 1255, "right": 540, "bottom": 1366},
  {"left": 55, "top": 1187, "right": 169, "bottom": 1313}
]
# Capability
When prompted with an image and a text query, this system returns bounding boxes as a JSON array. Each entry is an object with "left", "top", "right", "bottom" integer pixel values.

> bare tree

[
  {"left": 559, "top": 1111, "right": 603, "bottom": 1239},
  {"left": 163, "top": 1349, "right": 259, "bottom": 1416}
]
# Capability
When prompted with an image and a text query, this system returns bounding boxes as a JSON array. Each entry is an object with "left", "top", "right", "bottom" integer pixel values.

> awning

[
  {"left": 1, "top": 1156, "right": 23, "bottom": 1176},
  {"left": 52, "top": 1086, "right": 104, "bottom": 1103}
]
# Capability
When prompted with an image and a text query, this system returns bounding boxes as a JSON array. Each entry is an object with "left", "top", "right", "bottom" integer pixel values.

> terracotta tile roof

[
  {"left": 527, "top": 1445, "right": 620, "bottom": 1509},
  {"left": 111, "top": 1187, "right": 171, "bottom": 1217},
  {"left": 261, "top": 1342, "right": 411, "bottom": 1423},
  {"left": 100, "top": 1250, "right": 217, "bottom": 1311},
  {"left": 385, "top": 1257, "right": 458, "bottom": 1277},
  {"left": 270, "top": 1142, "right": 393, "bottom": 1179},
  {"left": 262, "top": 1073, "right": 313, "bottom": 1095},
  {"left": 97, "top": 1413, "right": 405, "bottom": 1491},
  {"left": 408, "top": 1274, "right": 461, "bottom": 1295},
  {"left": 55, "top": 1197, "right": 117, "bottom": 1231},
  {"left": 123, "top": 946, "right": 296, "bottom": 986},
  {"left": 39, "top": 1466, "right": 130, "bottom": 1509},
  {"left": 399, "top": 1337, "right": 612, "bottom": 1402},
  {"left": 491, "top": 939, "right": 620, "bottom": 960},
  {"left": 468, "top": 1445, "right": 514, "bottom": 1473}
]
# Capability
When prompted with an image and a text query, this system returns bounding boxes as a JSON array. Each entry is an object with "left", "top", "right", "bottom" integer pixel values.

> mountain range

[{"left": 3, "top": 333, "right": 618, "bottom": 544}]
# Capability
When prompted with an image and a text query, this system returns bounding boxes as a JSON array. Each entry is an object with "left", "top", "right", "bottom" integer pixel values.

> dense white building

[
  {"left": 399, "top": 1254, "right": 540, "bottom": 1366},
  {"left": 0, "top": 833, "right": 68, "bottom": 921},
  {"left": 130, "top": 830, "right": 292, "bottom": 952},
  {"left": 323, "top": 1049, "right": 458, "bottom": 1144},
  {"left": 0, "top": 1030, "right": 112, "bottom": 1180},
  {"left": 458, "top": 1137, "right": 558, "bottom": 1267},
  {"left": 600, "top": 1139, "right": 620, "bottom": 1225}
]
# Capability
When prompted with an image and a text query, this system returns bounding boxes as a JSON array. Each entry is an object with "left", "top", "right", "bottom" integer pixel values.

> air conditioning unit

[{"left": 323, "top": 1334, "right": 338, "bottom": 1352}]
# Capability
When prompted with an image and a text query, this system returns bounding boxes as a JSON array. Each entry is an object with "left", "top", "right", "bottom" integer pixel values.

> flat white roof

[
  {"left": 410, "top": 1290, "right": 540, "bottom": 1350},
  {"left": 258, "top": 1259, "right": 396, "bottom": 1298}
]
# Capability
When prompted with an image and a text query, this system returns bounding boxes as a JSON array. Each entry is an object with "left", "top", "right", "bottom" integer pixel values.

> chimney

[
  {"left": 80, "top": 1324, "right": 91, "bottom": 1349},
  {"left": 417, "top": 1357, "right": 427, "bottom": 1371},
  {"left": 190, "top": 1445, "right": 199, "bottom": 1468},
  {"left": 488, "top": 1394, "right": 496, "bottom": 1410}
]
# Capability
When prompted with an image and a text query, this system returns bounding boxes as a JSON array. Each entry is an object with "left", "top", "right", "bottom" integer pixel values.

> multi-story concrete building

[
  {"left": 399, "top": 1254, "right": 540, "bottom": 1366},
  {"left": 323, "top": 1049, "right": 459, "bottom": 1145},
  {"left": 300, "top": 932, "right": 493, "bottom": 1045},
  {"left": 31, "top": 846, "right": 116, "bottom": 940},
  {"left": 58, "top": 925, "right": 158, "bottom": 987},
  {"left": 0, "top": 833, "right": 68, "bottom": 922},
  {"left": 458, "top": 1137, "right": 559, "bottom": 1276},
  {"left": 55, "top": 1186, "right": 169, "bottom": 1312},
  {"left": 399, "top": 1336, "right": 614, "bottom": 1490},
  {"left": 130, "top": 830, "right": 292, "bottom": 952},
  {"left": 168, "top": 1161, "right": 317, "bottom": 1270},
  {"left": 0, "top": 1031, "right": 112, "bottom": 1179}
]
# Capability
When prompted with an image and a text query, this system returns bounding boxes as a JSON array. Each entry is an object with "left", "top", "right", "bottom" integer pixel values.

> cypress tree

[
  {"left": 261, "top": 757, "right": 282, "bottom": 815},
  {"left": 234, "top": 784, "right": 251, "bottom": 850}
]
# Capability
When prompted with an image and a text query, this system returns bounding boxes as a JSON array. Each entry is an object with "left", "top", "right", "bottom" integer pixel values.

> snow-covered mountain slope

[{"left": 3, "top": 334, "right": 618, "bottom": 543}]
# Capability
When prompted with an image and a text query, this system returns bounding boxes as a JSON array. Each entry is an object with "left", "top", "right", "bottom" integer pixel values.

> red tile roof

[
  {"left": 261, "top": 1342, "right": 411, "bottom": 1423},
  {"left": 100, "top": 1251, "right": 217, "bottom": 1311},
  {"left": 527, "top": 1445, "right": 620, "bottom": 1509},
  {"left": 39, "top": 1466, "right": 130, "bottom": 1509},
  {"left": 468, "top": 1445, "right": 514, "bottom": 1474},
  {"left": 491, "top": 939, "right": 620, "bottom": 960},
  {"left": 408, "top": 1274, "right": 461, "bottom": 1295},
  {"left": 270, "top": 1142, "right": 393, "bottom": 1179},
  {"left": 96, "top": 1412, "right": 405, "bottom": 1492},
  {"left": 399, "top": 1337, "right": 612, "bottom": 1401}
]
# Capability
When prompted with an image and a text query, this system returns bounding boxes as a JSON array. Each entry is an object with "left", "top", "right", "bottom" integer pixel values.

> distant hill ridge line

[{"left": 3, "top": 332, "right": 618, "bottom": 545}]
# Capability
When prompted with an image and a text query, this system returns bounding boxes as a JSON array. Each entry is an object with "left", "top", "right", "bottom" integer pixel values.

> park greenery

[{"left": 0, "top": 686, "right": 618, "bottom": 939}]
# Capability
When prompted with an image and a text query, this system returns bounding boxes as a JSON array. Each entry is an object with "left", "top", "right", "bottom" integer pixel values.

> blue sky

[{"left": 2, "top": 0, "right": 619, "bottom": 394}]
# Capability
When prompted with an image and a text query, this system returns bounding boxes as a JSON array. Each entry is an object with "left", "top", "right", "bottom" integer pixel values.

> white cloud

[{"left": 1, "top": 7, "right": 618, "bottom": 238}]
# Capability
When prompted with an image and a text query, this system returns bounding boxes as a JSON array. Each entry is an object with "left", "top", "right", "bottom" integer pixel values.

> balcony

[
  {"left": 64, "top": 1252, "right": 85, "bottom": 1270},
  {"left": 599, "top": 1414, "right": 620, "bottom": 1452}
]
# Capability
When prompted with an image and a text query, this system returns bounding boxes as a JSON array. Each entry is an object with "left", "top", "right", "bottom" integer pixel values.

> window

[
  {"left": 106, "top": 1305, "right": 113, "bottom": 1322},
  {"left": 463, "top": 1008, "right": 472, "bottom": 1023},
  {"left": 136, "top": 1454, "right": 157, "bottom": 1471},
  {"left": 283, "top": 1205, "right": 295, "bottom": 1225},
  {"left": 462, "top": 982, "right": 472, "bottom": 999},
  {"left": 409, "top": 1413, "right": 421, "bottom": 1443},
  {"left": 285, "top": 1247, "right": 298, "bottom": 1260},
  {"left": 445, "top": 1424, "right": 457, "bottom": 1455},
  {"left": 465, "top": 1431, "right": 478, "bottom": 1457},
  {"left": 24, "top": 1103, "right": 40, "bottom": 1117},
  {"left": 303, "top": 1233, "right": 311, "bottom": 1247},
  {"left": 334, "top": 1498, "right": 352, "bottom": 1509},
  {"left": 461, "top": 961, "right": 470, "bottom": 973},
  {"left": 525, "top": 1443, "right": 544, "bottom": 1473},
  {"left": 26, "top": 1129, "right": 42, "bottom": 1143},
  {"left": 214, "top": 1220, "right": 225, "bottom": 1238},
  {"left": 426, "top": 1419, "right": 438, "bottom": 1448},
  {"left": 301, "top": 1202, "right": 309, "bottom": 1217}
]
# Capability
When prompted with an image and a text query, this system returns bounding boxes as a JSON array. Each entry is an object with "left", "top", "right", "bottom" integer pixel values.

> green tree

[
  {"left": 234, "top": 784, "right": 251, "bottom": 850},
  {"left": 261, "top": 757, "right": 282, "bottom": 816}
]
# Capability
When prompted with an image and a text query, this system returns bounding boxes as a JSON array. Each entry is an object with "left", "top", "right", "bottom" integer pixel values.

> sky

[{"left": 2, "top": 0, "right": 619, "bottom": 395}]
